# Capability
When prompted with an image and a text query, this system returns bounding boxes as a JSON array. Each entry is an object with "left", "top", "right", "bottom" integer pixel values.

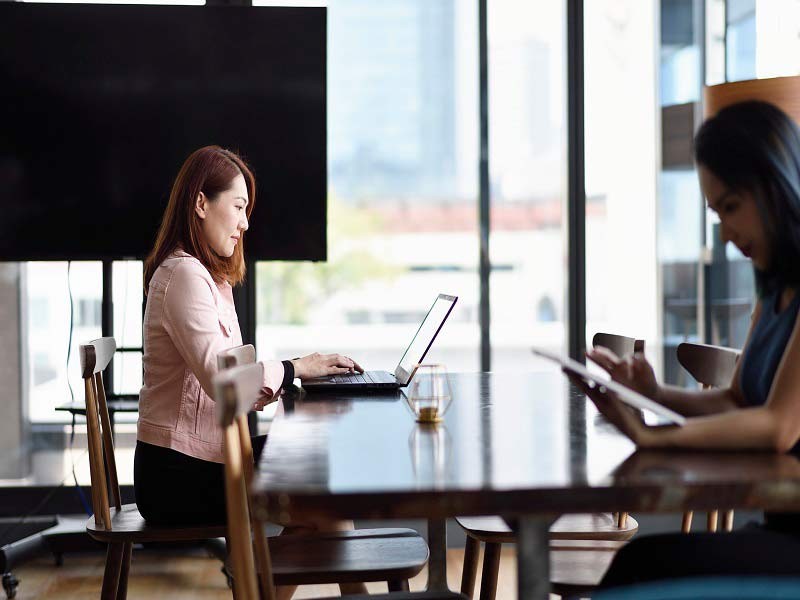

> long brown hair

[{"left": 144, "top": 146, "right": 256, "bottom": 291}]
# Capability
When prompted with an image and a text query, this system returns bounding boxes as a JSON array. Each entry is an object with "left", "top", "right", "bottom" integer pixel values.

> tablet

[{"left": 531, "top": 347, "right": 686, "bottom": 426}]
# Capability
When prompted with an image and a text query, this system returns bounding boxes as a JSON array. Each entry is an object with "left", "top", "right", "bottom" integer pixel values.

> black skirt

[{"left": 133, "top": 436, "right": 266, "bottom": 527}]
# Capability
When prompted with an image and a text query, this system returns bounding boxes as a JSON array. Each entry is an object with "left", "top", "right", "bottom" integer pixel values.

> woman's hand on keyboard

[{"left": 292, "top": 353, "right": 364, "bottom": 379}]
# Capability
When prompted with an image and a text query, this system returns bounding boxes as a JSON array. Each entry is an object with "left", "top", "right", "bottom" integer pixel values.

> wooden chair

[
  {"left": 80, "top": 337, "right": 228, "bottom": 600},
  {"left": 216, "top": 345, "right": 436, "bottom": 596},
  {"left": 677, "top": 342, "right": 741, "bottom": 533},
  {"left": 456, "top": 333, "right": 643, "bottom": 599},
  {"left": 214, "top": 360, "right": 466, "bottom": 600}
]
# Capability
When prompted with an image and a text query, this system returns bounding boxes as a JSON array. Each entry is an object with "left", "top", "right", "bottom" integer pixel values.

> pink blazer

[{"left": 137, "top": 250, "right": 284, "bottom": 463}]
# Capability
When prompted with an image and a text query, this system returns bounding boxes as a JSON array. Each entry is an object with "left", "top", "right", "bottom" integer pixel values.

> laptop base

[{"left": 302, "top": 370, "right": 399, "bottom": 392}]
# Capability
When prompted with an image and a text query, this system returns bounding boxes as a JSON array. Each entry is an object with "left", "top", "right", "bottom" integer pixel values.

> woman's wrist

[
  {"left": 280, "top": 360, "right": 296, "bottom": 388},
  {"left": 652, "top": 383, "right": 664, "bottom": 403},
  {"left": 290, "top": 357, "right": 302, "bottom": 379},
  {"left": 633, "top": 424, "right": 659, "bottom": 449}
]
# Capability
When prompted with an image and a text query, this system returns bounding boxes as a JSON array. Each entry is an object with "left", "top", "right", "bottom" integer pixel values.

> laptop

[{"left": 301, "top": 293, "right": 458, "bottom": 391}]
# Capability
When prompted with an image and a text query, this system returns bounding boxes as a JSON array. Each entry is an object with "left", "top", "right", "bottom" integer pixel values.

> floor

[{"left": 6, "top": 546, "right": 537, "bottom": 600}]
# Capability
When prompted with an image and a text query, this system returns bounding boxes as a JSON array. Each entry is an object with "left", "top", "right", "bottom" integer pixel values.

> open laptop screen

[{"left": 394, "top": 294, "right": 458, "bottom": 386}]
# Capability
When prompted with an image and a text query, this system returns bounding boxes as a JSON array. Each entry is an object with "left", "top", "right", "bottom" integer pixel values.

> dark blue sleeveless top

[
  {"left": 738, "top": 287, "right": 800, "bottom": 531},
  {"left": 739, "top": 287, "right": 800, "bottom": 410}
]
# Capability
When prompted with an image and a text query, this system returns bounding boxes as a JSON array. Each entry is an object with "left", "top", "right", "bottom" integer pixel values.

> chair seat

[
  {"left": 335, "top": 593, "right": 466, "bottom": 599},
  {"left": 88, "top": 507, "right": 428, "bottom": 584},
  {"left": 457, "top": 535, "right": 626, "bottom": 597},
  {"left": 268, "top": 528, "right": 429, "bottom": 585},
  {"left": 550, "top": 539, "right": 626, "bottom": 596},
  {"left": 86, "top": 504, "right": 227, "bottom": 543},
  {"left": 456, "top": 513, "right": 638, "bottom": 543}
]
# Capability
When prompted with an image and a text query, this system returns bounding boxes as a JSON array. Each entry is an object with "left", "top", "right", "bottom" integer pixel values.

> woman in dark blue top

[{"left": 576, "top": 100, "right": 800, "bottom": 586}]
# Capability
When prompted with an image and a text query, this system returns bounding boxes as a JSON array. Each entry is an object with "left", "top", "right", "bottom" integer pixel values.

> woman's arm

[
  {"left": 587, "top": 301, "right": 800, "bottom": 452},
  {"left": 162, "top": 261, "right": 284, "bottom": 398},
  {"left": 588, "top": 302, "right": 762, "bottom": 417},
  {"left": 652, "top": 385, "right": 739, "bottom": 416},
  {"left": 587, "top": 349, "right": 741, "bottom": 417}
]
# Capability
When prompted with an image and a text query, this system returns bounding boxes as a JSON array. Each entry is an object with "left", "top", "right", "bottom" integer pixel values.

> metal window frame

[
  {"left": 567, "top": 0, "right": 586, "bottom": 362},
  {"left": 240, "top": 0, "right": 587, "bottom": 372}
]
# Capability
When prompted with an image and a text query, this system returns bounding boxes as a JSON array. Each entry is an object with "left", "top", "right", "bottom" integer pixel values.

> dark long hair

[
  {"left": 144, "top": 146, "right": 256, "bottom": 291},
  {"left": 694, "top": 100, "right": 800, "bottom": 296}
]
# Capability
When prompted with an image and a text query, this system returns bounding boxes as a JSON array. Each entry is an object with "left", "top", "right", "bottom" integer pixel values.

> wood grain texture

[
  {"left": 79, "top": 337, "right": 116, "bottom": 378},
  {"left": 549, "top": 540, "right": 624, "bottom": 596},
  {"left": 85, "top": 505, "right": 227, "bottom": 543},
  {"left": 704, "top": 75, "right": 800, "bottom": 122},
  {"left": 10, "top": 548, "right": 529, "bottom": 599},
  {"left": 264, "top": 529, "right": 428, "bottom": 585},
  {"left": 677, "top": 343, "right": 740, "bottom": 389},
  {"left": 254, "top": 372, "right": 800, "bottom": 522},
  {"left": 456, "top": 514, "right": 638, "bottom": 544}
]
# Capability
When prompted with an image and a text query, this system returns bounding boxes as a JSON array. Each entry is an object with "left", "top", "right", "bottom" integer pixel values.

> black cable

[
  {"left": 67, "top": 261, "right": 92, "bottom": 515},
  {"left": 66, "top": 261, "right": 75, "bottom": 404},
  {"left": 70, "top": 414, "right": 92, "bottom": 517},
  {"left": 0, "top": 262, "right": 93, "bottom": 546}
]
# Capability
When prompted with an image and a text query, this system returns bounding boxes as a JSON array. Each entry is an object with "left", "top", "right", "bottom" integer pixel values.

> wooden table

[{"left": 252, "top": 372, "right": 800, "bottom": 599}]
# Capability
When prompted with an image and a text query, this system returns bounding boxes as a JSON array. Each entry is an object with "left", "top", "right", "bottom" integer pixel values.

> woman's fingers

[
  {"left": 586, "top": 346, "right": 621, "bottom": 374},
  {"left": 326, "top": 354, "right": 354, "bottom": 372},
  {"left": 313, "top": 354, "right": 360, "bottom": 375},
  {"left": 298, "top": 352, "right": 365, "bottom": 378},
  {"left": 325, "top": 353, "right": 364, "bottom": 374},
  {"left": 563, "top": 369, "right": 601, "bottom": 397}
]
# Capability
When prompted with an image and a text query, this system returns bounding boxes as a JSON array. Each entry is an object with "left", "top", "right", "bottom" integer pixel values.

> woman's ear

[{"left": 194, "top": 192, "right": 207, "bottom": 220}]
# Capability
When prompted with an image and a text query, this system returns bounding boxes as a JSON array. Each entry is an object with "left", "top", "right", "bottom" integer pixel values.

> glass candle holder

[{"left": 406, "top": 364, "right": 452, "bottom": 423}]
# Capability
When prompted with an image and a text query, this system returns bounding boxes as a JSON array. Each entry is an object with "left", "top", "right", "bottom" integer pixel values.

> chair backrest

[
  {"left": 592, "top": 332, "right": 645, "bottom": 357},
  {"left": 591, "top": 332, "right": 644, "bottom": 531},
  {"left": 78, "top": 337, "right": 119, "bottom": 530},
  {"left": 214, "top": 361, "right": 275, "bottom": 600},
  {"left": 677, "top": 342, "right": 740, "bottom": 390},
  {"left": 217, "top": 344, "right": 257, "bottom": 370}
]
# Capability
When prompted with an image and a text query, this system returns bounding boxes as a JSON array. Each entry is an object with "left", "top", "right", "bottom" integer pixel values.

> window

[
  {"left": 23, "top": 260, "right": 143, "bottom": 423},
  {"left": 256, "top": 0, "right": 480, "bottom": 373},
  {"left": 584, "top": 1, "right": 659, "bottom": 364},
  {"left": 25, "top": 262, "right": 102, "bottom": 423},
  {"left": 657, "top": 0, "right": 800, "bottom": 388},
  {"left": 489, "top": 0, "right": 567, "bottom": 371}
]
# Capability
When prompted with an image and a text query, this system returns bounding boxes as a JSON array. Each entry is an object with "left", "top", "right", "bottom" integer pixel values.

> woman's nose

[{"left": 240, "top": 214, "right": 249, "bottom": 232}]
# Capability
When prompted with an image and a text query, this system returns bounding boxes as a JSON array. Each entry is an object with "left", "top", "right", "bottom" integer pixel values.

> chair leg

[
  {"left": 101, "top": 543, "right": 125, "bottom": 600},
  {"left": 707, "top": 510, "right": 719, "bottom": 532},
  {"left": 461, "top": 536, "right": 480, "bottom": 598},
  {"left": 479, "top": 542, "right": 501, "bottom": 600},
  {"left": 723, "top": 510, "right": 735, "bottom": 532},
  {"left": 116, "top": 542, "right": 133, "bottom": 600},
  {"left": 681, "top": 511, "right": 693, "bottom": 533},
  {"left": 388, "top": 579, "right": 410, "bottom": 592}
]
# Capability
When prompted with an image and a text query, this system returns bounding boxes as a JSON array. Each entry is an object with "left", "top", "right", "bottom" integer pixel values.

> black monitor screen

[{"left": 0, "top": 4, "right": 326, "bottom": 261}]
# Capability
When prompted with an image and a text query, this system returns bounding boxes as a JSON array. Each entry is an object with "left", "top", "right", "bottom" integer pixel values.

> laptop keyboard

[{"left": 329, "top": 371, "right": 388, "bottom": 385}]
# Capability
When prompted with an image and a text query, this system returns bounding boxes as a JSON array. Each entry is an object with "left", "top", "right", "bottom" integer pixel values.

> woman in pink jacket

[{"left": 134, "top": 146, "right": 361, "bottom": 528}]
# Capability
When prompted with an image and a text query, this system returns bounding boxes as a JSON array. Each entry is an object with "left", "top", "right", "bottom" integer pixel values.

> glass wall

[
  {"left": 657, "top": 0, "right": 800, "bottom": 387},
  {"left": 255, "top": 0, "right": 481, "bottom": 375},
  {"left": 488, "top": 0, "right": 567, "bottom": 371},
  {"left": 658, "top": 0, "right": 704, "bottom": 385},
  {"left": 584, "top": 1, "right": 659, "bottom": 367},
  {"left": 25, "top": 262, "right": 102, "bottom": 423},
  {"left": 704, "top": 0, "right": 800, "bottom": 352},
  {"left": 24, "top": 261, "right": 143, "bottom": 423}
]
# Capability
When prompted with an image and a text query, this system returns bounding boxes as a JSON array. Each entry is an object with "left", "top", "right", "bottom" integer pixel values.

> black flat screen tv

[{"left": 0, "top": 4, "right": 326, "bottom": 261}]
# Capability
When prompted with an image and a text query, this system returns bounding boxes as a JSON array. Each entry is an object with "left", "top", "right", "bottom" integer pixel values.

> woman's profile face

[
  {"left": 195, "top": 173, "right": 250, "bottom": 258},
  {"left": 698, "top": 164, "right": 770, "bottom": 271}
]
